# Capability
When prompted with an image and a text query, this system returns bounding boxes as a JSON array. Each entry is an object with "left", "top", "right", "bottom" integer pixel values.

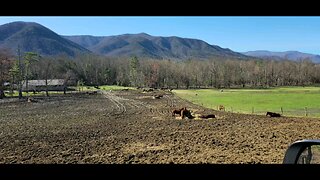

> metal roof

[{"left": 24, "top": 79, "right": 65, "bottom": 86}]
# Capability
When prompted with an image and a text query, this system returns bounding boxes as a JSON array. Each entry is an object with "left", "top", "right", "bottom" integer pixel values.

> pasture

[
  {"left": 173, "top": 86, "right": 320, "bottom": 117},
  {"left": 1, "top": 87, "right": 320, "bottom": 163}
]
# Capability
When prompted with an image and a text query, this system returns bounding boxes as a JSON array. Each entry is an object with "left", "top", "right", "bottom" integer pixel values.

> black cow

[
  {"left": 181, "top": 108, "right": 194, "bottom": 119},
  {"left": 199, "top": 114, "right": 215, "bottom": 119},
  {"left": 266, "top": 111, "right": 281, "bottom": 117}
]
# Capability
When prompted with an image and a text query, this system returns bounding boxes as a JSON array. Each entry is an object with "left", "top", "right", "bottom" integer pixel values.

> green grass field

[{"left": 173, "top": 87, "right": 320, "bottom": 118}]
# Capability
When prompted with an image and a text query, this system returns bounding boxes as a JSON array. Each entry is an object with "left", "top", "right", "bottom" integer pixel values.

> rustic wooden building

[{"left": 22, "top": 79, "right": 66, "bottom": 92}]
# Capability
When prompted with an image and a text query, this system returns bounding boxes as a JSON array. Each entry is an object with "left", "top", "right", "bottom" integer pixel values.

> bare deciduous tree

[{"left": 0, "top": 48, "right": 14, "bottom": 99}]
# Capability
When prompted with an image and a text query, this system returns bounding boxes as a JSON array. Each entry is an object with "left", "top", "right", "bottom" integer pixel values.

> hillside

[
  {"left": 0, "top": 21, "right": 91, "bottom": 57},
  {"left": 64, "top": 33, "right": 249, "bottom": 60}
]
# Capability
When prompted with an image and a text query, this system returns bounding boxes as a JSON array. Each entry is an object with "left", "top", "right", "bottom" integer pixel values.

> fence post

[
  {"left": 280, "top": 107, "right": 283, "bottom": 115},
  {"left": 305, "top": 107, "right": 308, "bottom": 116}
]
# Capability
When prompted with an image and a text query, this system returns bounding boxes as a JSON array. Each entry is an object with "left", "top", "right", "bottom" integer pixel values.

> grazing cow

[
  {"left": 266, "top": 111, "right": 281, "bottom": 117},
  {"left": 172, "top": 107, "right": 186, "bottom": 117},
  {"left": 199, "top": 114, "right": 215, "bottom": 119}
]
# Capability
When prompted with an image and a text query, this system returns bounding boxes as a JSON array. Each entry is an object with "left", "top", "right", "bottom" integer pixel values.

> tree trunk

[
  {"left": 10, "top": 75, "right": 14, "bottom": 95},
  {"left": 64, "top": 86, "right": 66, "bottom": 95},
  {"left": 25, "top": 65, "right": 29, "bottom": 97},
  {"left": 18, "top": 88, "right": 23, "bottom": 99},
  {"left": 0, "top": 89, "right": 4, "bottom": 99},
  {"left": 45, "top": 78, "right": 49, "bottom": 97}
]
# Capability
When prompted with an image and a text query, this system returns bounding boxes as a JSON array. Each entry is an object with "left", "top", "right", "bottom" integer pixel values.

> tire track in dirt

[
  {"left": 115, "top": 91, "right": 170, "bottom": 118},
  {"left": 141, "top": 94, "right": 175, "bottom": 118},
  {"left": 126, "top": 101, "right": 151, "bottom": 115},
  {"left": 101, "top": 90, "right": 154, "bottom": 116},
  {"left": 101, "top": 91, "right": 126, "bottom": 115},
  {"left": 165, "top": 94, "right": 175, "bottom": 108}
]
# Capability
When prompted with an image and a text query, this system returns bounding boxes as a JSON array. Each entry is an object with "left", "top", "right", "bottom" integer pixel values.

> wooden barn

[{"left": 22, "top": 79, "right": 66, "bottom": 92}]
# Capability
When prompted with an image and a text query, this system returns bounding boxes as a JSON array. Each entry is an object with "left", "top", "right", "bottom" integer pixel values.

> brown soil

[{"left": 1, "top": 89, "right": 320, "bottom": 164}]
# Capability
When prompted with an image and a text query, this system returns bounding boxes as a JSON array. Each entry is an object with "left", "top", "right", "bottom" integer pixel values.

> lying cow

[
  {"left": 172, "top": 107, "right": 186, "bottom": 117},
  {"left": 199, "top": 114, "right": 215, "bottom": 119},
  {"left": 181, "top": 108, "right": 194, "bottom": 119},
  {"left": 266, "top": 111, "right": 281, "bottom": 117}
]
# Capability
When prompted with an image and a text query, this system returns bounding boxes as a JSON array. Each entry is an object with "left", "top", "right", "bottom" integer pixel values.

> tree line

[{"left": 1, "top": 48, "right": 320, "bottom": 98}]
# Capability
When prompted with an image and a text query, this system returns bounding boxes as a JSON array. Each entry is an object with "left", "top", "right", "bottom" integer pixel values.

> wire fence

[{"left": 211, "top": 105, "right": 320, "bottom": 118}]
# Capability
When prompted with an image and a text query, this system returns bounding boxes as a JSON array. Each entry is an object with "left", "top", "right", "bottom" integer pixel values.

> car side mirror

[{"left": 283, "top": 139, "right": 320, "bottom": 164}]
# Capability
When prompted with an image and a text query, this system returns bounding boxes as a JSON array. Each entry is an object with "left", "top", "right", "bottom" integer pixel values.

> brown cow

[{"left": 172, "top": 107, "right": 186, "bottom": 117}]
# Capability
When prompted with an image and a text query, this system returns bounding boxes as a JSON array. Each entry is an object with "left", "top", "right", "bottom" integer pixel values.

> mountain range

[
  {"left": 63, "top": 33, "right": 247, "bottom": 59},
  {"left": 0, "top": 21, "right": 248, "bottom": 60},
  {"left": 0, "top": 21, "right": 319, "bottom": 63},
  {"left": 243, "top": 50, "right": 320, "bottom": 63}
]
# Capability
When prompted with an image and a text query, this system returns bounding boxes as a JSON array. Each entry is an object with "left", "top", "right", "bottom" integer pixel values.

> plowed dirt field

[{"left": 1, "top": 89, "right": 320, "bottom": 164}]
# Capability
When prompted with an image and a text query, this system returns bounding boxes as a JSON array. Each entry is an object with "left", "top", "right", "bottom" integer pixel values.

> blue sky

[{"left": 1, "top": 16, "right": 320, "bottom": 54}]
